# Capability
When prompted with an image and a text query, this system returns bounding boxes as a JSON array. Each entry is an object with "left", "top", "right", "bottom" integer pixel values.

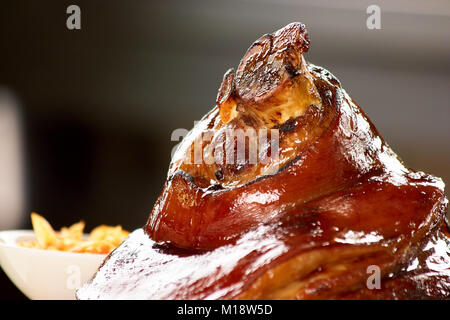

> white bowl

[{"left": 0, "top": 230, "right": 107, "bottom": 300}]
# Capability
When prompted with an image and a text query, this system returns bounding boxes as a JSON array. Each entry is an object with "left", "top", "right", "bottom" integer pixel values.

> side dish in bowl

[{"left": 0, "top": 213, "right": 128, "bottom": 299}]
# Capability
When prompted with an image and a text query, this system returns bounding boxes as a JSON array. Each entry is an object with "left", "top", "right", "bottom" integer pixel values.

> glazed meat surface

[{"left": 77, "top": 23, "right": 450, "bottom": 300}]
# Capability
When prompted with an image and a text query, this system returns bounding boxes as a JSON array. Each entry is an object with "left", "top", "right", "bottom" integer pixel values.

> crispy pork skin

[{"left": 77, "top": 23, "right": 449, "bottom": 300}]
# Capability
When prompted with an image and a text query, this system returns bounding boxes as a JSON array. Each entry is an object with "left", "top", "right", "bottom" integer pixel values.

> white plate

[{"left": 0, "top": 230, "right": 107, "bottom": 300}]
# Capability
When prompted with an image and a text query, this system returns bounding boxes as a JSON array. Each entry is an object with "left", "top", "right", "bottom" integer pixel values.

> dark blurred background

[{"left": 0, "top": 0, "right": 449, "bottom": 299}]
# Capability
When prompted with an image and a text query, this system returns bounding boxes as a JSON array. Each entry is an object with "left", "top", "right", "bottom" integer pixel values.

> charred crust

[
  {"left": 215, "top": 169, "right": 224, "bottom": 181},
  {"left": 234, "top": 22, "right": 311, "bottom": 103},
  {"left": 216, "top": 68, "right": 236, "bottom": 105},
  {"left": 239, "top": 112, "right": 260, "bottom": 127},
  {"left": 285, "top": 63, "right": 299, "bottom": 78},
  {"left": 206, "top": 183, "right": 224, "bottom": 192},
  {"left": 278, "top": 118, "right": 297, "bottom": 133}
]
